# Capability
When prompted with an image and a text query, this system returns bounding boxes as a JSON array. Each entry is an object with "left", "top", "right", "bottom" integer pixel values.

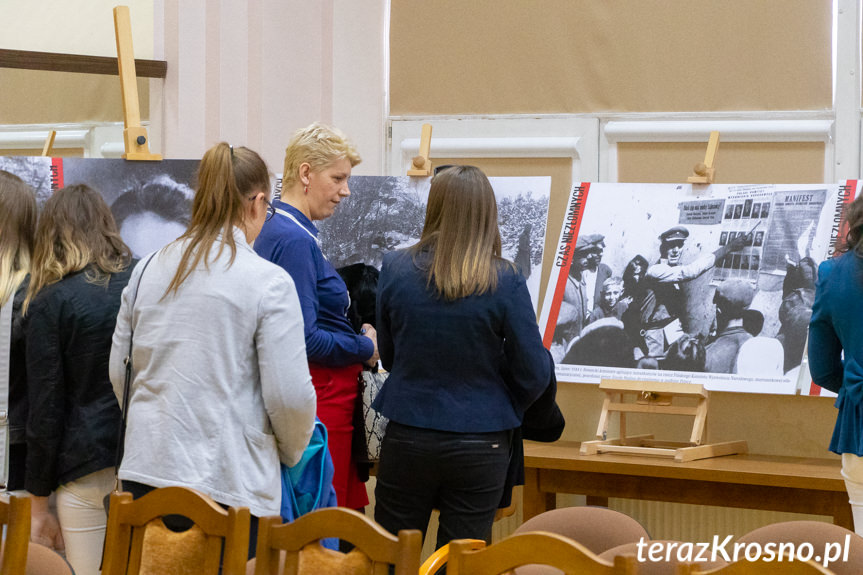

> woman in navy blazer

[
  {"left": 373, "top": 165, "right": 551, "bottom": 549},
  {"left": 809, "top": 194, "right": 863, "bottom": 535}
]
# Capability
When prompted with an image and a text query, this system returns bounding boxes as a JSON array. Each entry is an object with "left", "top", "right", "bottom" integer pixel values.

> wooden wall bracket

[
  {"left": 114, "top": 6, "right": 161, "bottom": 161},
  {"left": 687, "top": 131, "right": 720, "bottom": 184},
  {"left": 407, "top": 123, "right": 433, "bottom": 176},
  {"left": 580, "top": 379, "right": 747, "bottom": 462}
]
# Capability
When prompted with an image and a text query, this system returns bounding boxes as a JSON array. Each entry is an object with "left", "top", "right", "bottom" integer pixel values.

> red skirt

[{"left": 309, "top": 363, "right": 369, "bottom": 509}]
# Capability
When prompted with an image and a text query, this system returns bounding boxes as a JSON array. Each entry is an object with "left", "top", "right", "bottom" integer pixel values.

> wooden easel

[
  {"left": 580, "top": 379, "right": 747, "bottom": 462},
  {"left": 407, "top": 123, "right": 432, "bottom": 176},
  {"left": 41, "top": 131, "right": 56, "bottom": 157},
  {"left": 687, "top": 131, "right": 720, "bottom": 184},
  {"left": 113, "top": 6, "right": 161, "bottom": 161}
]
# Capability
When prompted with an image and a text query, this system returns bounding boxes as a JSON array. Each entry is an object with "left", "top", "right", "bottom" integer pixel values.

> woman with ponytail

[
  {"left": 23, "top": 183, "right": 134, "bottom": 574},
  {"left": 109, "top": 143, "right": 316, "bottom": 555},
  {"left": 808, "top": 192, "right": 863, "bottom": 536},
  {"left": 0, "top": 171, "right": 36, "bottom": 494}
]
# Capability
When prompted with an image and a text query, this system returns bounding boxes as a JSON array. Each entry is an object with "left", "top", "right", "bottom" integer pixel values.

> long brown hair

[
  {"left": 410, "top": 165, "right": 509, "bottom": 300},
  {"left": 25, "top": 184, "right": 131, "bottom": 312},
  {"left": 165, "top": 143, "right": 269, "bottom": 296},
  {"left": 840, "top": 193, "right": 863, "bottom": 256},
  {"left": 0, "top": 171, "right": 37, "bottom": 306}
]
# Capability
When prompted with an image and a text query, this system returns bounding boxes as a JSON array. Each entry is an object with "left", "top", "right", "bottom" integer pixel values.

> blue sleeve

[
  {"left": 502, "top": 270, "right": 552, "bottom": 410},
  {"left": 808, "top": 260, "right": 844, "bottom": 394},
  {"left": 376, "top": 255, "right": 394, "bottom": 372},
  {"left": 261, "top": 234, "right": 372, "bottom": 365}
]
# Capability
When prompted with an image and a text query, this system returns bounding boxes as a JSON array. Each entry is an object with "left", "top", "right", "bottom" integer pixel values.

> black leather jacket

[{"left": 25, "top": 265, "right": 133, "bottom": 495}]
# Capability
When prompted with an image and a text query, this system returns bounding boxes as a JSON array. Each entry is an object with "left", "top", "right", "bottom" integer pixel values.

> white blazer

[{"left": 110, "top": 228, "right": 316, "bottom": 517}]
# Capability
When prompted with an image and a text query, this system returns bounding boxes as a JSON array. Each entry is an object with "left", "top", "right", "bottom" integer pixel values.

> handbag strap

[
  {"left": 0, "top": 295, "right": 13, "bottom": 490},
  {"left": 112, "top": 253, "right": 156, "bottom": 485}
]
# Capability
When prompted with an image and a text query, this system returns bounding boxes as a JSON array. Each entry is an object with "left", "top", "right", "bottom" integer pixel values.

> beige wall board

[
  {"left": 0, "top": 0, "right": 154, "bottom": 58},
  {"left": 391, "top": 1, "right": 831, "bottom": 115},
  {"left": 617, "top": 141, "right": 826, "bottom": 184},
  {"left": 0, "top": 69, "right": 149, "bottom": 124}
]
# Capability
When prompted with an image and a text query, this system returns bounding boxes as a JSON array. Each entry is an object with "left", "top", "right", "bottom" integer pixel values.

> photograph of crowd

[{"left": 540, "top": 182, "right": 859, "bottom": 394}]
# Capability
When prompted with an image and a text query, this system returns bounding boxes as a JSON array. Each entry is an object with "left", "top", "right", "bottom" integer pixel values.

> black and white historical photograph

[
  {"left": 2, "top": 156, "right": 199, "bottom": 259},
  {"left": 59, "top": 158, "right": 199, "bottom": 258},
  {"left": 316, "top": 175, "right": 551, "bottom": 309},
  {"left": 539, "top": 181, "right": 859, "bottom": 394}
]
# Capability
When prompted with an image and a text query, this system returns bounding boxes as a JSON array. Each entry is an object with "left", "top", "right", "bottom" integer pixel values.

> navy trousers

[{"left": 373, "top": 422, "right": 511, "bottom": 550}]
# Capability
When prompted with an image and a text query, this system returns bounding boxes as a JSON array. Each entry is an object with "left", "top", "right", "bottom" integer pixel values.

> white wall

[{"left": 152, "top": 0, "right": 387, "bottom": 175}]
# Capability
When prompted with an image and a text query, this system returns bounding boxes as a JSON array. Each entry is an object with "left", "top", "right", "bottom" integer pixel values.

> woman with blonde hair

[
  {"left": 0, "top": 171, "right": 37, "bottom": 495},
  {"left": 255, "top": 123, "right": 377, "bottom": 513},
  {"left": 110, "top": 143, "right": 316, "bottom": 557},
  {"left": 23, "top": 184, "right": 134, "bottom": 574},
  {"left": 372, "top": 165, "right": 551, "bottom": 549}
]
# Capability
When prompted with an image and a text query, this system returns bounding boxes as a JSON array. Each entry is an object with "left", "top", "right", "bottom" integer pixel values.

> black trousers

[{"left": 373, "top": 422, "right": 511, "bottom": 550}]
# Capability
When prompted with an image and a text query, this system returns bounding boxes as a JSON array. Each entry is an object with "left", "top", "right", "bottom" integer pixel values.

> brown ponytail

[{"left": 164, "top": 143, "right": 269, "bottom": 296}]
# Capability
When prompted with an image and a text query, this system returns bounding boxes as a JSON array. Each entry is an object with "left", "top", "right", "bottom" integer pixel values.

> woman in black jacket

[
  {"left": 24, "top": 184, "right": 134, "bottom": 575},
  {"left": 0, "top": 171, "right": 37, "bottom": 494}
]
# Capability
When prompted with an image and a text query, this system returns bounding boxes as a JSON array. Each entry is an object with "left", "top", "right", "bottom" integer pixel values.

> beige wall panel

[
  {"left": 391, "top": 1, "right": 830, "bottom": 115},
  {"left": 617, "top": 142, "right": 826, "bottom": 184},
  {"left": 433, "top": 156, "right": 572, "bottom": 310},
  {"left": 0, "top": 0, "right": 154, "bottom": 58},
  {"left": 0, "top": 70, "right": 149, "bottom": 124}
]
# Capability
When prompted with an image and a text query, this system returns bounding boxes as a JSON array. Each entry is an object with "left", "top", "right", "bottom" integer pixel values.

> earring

[{"left": 304, "top": 186, "right": 309, "bottom": 194}]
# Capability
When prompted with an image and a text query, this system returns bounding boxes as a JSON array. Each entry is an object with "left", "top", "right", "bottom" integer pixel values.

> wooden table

[{"left": 523, "top": 441, "right": 852, "bottom": 530}]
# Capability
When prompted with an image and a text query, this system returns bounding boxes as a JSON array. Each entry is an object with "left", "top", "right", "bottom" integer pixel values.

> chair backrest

[
  {"left": 0, "top": 494, "right": 29, "bottom": 575},
  {"left": 514, "top": 506, "right": 650, "bottom": 555},
  {"left": 25, "top": 543, "right": 74, "bottom": 575},
  {"left": 447, "top": 531, "right": 636, "bottom": 575},
  {"left": 252, "top": 507, "right": 422, "bottom": 575},
  {"left": 735, "top": 520, "right": 863, "bottom": 575},
  {"left": 687, "top": 556, "right": 835, "bottom": 574},
  {"left": 598, "top": 540, "right": 727, "bottom": 575},
  {"left": 419, "top": 540, "right": 485, "bottom": 575},
  {"left": 101, "top": 487, "right": 251, "bottom": 575}
]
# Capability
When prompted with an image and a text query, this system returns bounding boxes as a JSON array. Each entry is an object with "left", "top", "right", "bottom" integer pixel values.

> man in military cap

[
  {"left": 704, "top": 279, "right": 757, "bottom": 373},
  {"left": 625, "top": 225, "right": 747, "bottom": 359}
]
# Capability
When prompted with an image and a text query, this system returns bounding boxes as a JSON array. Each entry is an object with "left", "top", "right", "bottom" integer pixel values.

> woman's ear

[{"left": 299, "top": 163, "right": 312, "bottom": 186}]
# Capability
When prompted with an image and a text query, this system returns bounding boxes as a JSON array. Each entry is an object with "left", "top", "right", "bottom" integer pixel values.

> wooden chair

[
  {"left": 252, "top": 507, "right": 422, "bottom": 575},
  {"left": 447, "top": 531, "right": 637, "bottom": 575},
  {"left": 735, "top": 520, "right": 863, "bottom": 575},
  {"left": 418, "top": 539, "right": 485, "bottom": 575},
  {"left": 514, "top": 506, "right": 650, "bottom": 556},
  {"left": 101, "top": 486, "right": 251, "bottom": 575},
  {"left": 0, "top": 494, "right": 30, "bottom": 575},
  {"left": 24, "top": 543, "right": 74, "bottom": 575},
  {"left": 686, "top": 557, "right": 836, "bottom": 574},
  {"left": 599, "top": 540, "right": 727, "bottom": 574}
]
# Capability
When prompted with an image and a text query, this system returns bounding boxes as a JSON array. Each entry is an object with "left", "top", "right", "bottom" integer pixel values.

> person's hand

[
  {"left": 728, "top": 233, "right": 749, "bottom": 252},
  {"left": 361, "top": 323, "right": 380, "bottom": 368},
  {"left": 30, "top": 496, "right": 65, "bottom": 552}
]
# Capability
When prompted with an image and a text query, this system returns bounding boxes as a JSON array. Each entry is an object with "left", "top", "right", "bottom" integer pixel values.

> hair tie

[{"left": 229, "top": 144, "right": 234, "bottom": 159}]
